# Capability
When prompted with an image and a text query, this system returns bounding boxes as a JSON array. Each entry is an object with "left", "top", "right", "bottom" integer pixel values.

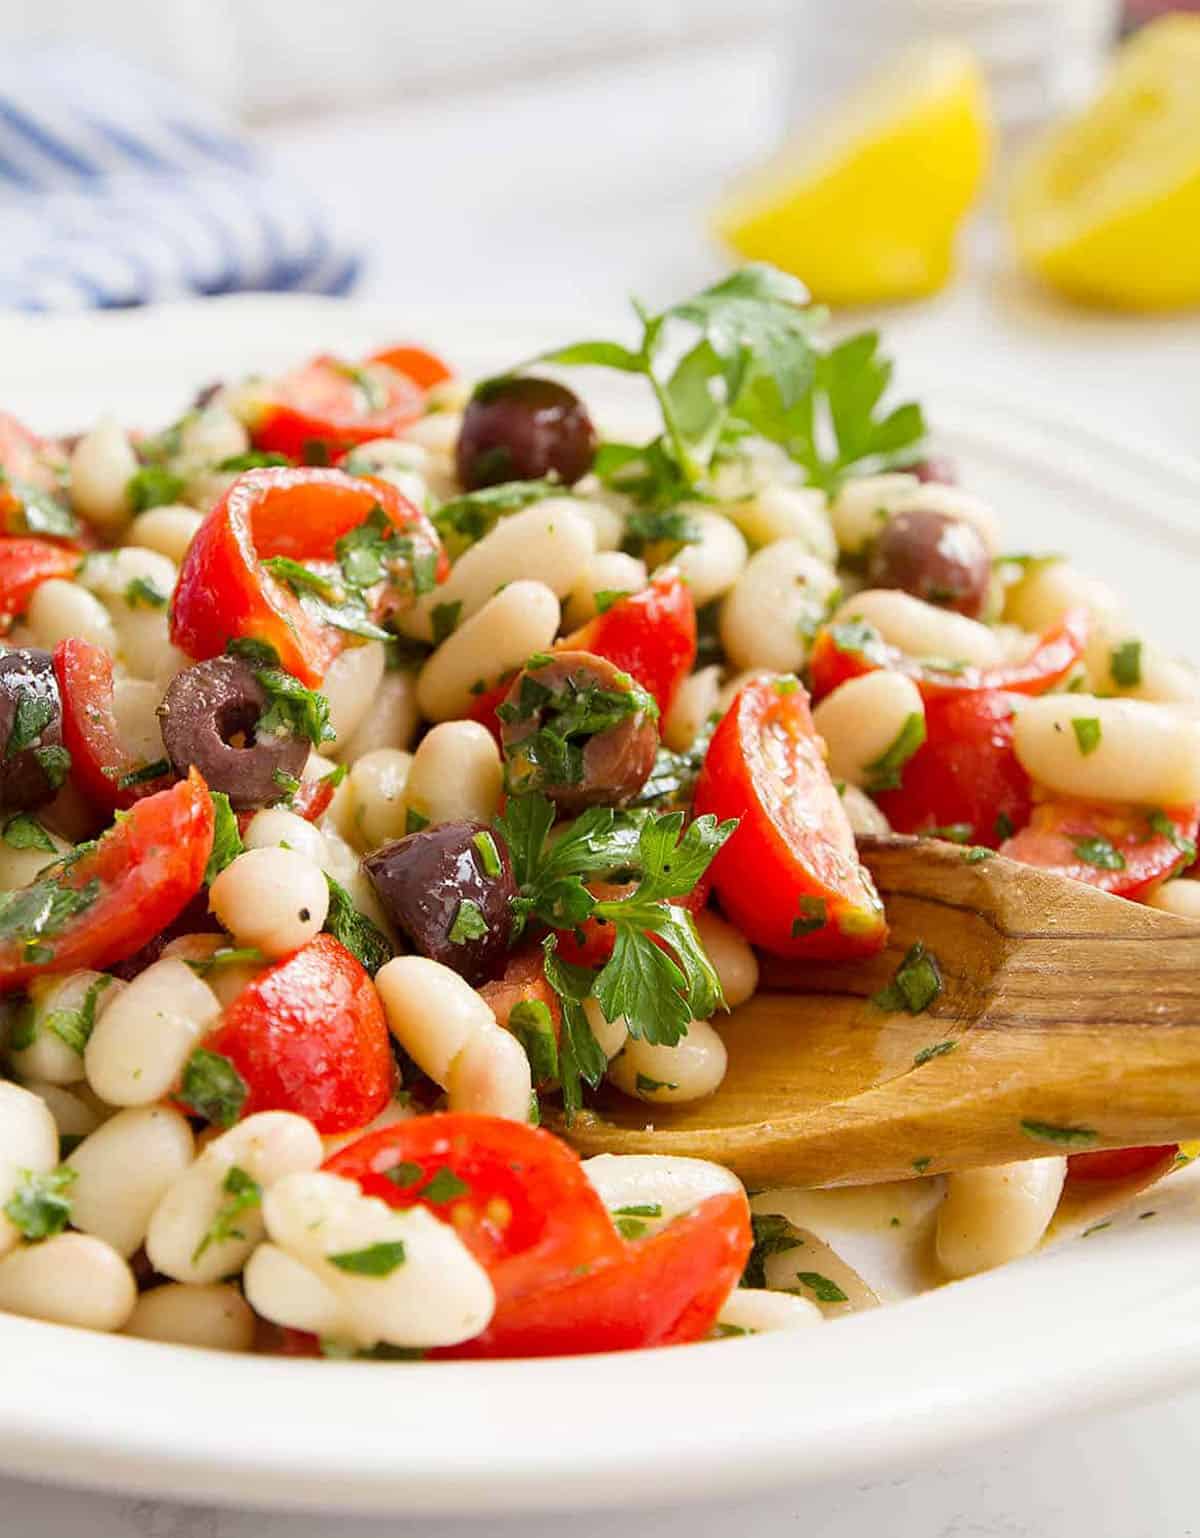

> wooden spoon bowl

[{"left": 554, "top": 837, "right": 1200, "bottom": 1187}]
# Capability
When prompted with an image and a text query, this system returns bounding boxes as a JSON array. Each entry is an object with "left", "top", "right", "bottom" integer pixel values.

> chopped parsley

[
  {"left": 323, "top": 874, "right": 392, "bottom": 976},
  {"left": 431, "top": 601, "right": 462, "bottom": 647},
  {"left": 1020, "top": 1119, "right": 1097, "bottom": 1147},
  {"left": 384, "top": 1161, "right": 423, "bottom": 1189},
  {"left": 622, "top": 506, "right": 701, "bottom": 556},
  {"left": 2, "top": 813, "right": 55, "bottom": 853},
  {"left": 0, "top": 472, "right": 78, "bottom": 538},
  {"left": 254, "top": 667, "right": 334, "bottom": 747},
  {"left": 192, "top": 1165, "right": 262, "bottom": 1261},
  {"left": 614, "top": 1203, "right": 663, "bottom": 1218},
  {"left": 123, "top": 575, "right": 169, "bottom": 610},
  {"left": 1073, "top": 836, "right": 1125, "bottom": 872},
  {"left": 183, "top": 946, "right": 263, "bottom": 977},
  {"left": 863, "top": 711, "right": 926, "bottom": 792},
  {"left": 593, "top": 589, "right": 630, "bottom": 615},
  {"left": 1148, "top": 809, "right": 1197, "bottom": 864},
  {"left": 1110, "top": 639, "right": 1143, "bottom": 690},
  {"left": 32, "top": 745, "right": 71, "bottom": 789},
  {"left": 126, "top": 465, "right": 184, "bottom": 513},
  {"left": 117, "top": 758, "right": 170, "bottom": 789},
  {"left": 217, "top": 450, "right": 290, "bottom": 472},
  {"left": 3, "top": 1166, "right": 76, "bottom": 1240},
  {"left": 913, "top": 1039, "right": 956, "bottom": 1067},
  {"left": 499, "top": 664, "right": 658, "bottom": 798},
  {"left": 994, "top": 811, "right": 1015, "bottom": 842},
  {"left": 405, "top": 808, "right": 430, "bottom": 835},
  {"left": 205, "top": 791, "right": 244, "bottom": 883},
  {"left": 871, "top": 943, "right": 942, "bottom": 1014},
  {"left": 472, "top": 830, "right": 502, "bottom": 878},
  {"left": 792, "top": 1271, "right": 849, "bottom": 1305},
  {"left": 419, "top": 1168, "right": 470, "bottom": 1205},
  {"left": 262, "top": 556, "right": 391, "bottom": 643},
  {"left": 433, "top": 479, "right": 559, "bottom": 548},
  {"left": 0, "top": 872, "right": 101, "bottom": 966},
  {"left": 926, "top": 823, "right": 973, "bottom": 844},
  {"left": 509, "top": 998, "right": 559, "bottom": 1083},
  {"left": 635, "top": 1072, "right": 678, "bottom": 1095},
  {"left": 7, "top": 694, "right": 54, "bottom": 757},
  {"left": 741, "top": 1212, "right": 804, "bottom": 1289},
  {"left": 791, "top": 895, "right": 827, "bottom": 938},
  {"left": 912, "top": 1156, "right": 933, "bottom": 1174},
  {"left": 447, "top": 898, "right": 488, "bottom": 944},
  {"left": 329, "top": 1240, "right": 406, "bottom": 1277},
  {"left": 180, "top": 1048, "right": 248, "bottom": 1129},
  {"left": 43, "top": 974, "right": 112, "bottom": 1056},
  {"left": 1071, "top": 717, "right": 1102, "bottom": 756},
  {"left": 962, "top": 846, "right": 994, "bottom": 864}
]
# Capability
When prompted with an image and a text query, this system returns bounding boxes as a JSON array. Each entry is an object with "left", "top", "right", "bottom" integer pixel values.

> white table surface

[{"left": 5, "top": 34, "right": 1200, "bottom": 1538}]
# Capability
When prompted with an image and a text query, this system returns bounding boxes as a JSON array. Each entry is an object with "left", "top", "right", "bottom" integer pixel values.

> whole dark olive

[
  {"left": 456, "top": 376, "right": 596, "bottom": 490},
  {"left": 0, "top": 648, "right": 65, "bottom": 812},
  {"left": 158, "top": 657, "right": 308, "bottom": 811},
  {"left": 364, "top": 820, "right": 517, "bottom": 985},
  {"left": 498, "top": 649, "right": 659, "bottom": 813},
  {"left": 907, "top": 456, "right": 958, "bottom": 486},
  {"left": 866, "top": 509, "right": 991, "bottom": 619}
]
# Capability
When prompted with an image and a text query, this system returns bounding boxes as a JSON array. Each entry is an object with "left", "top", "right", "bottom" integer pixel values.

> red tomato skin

[
  {"left": 290, "top": 773, "right": 338, "bottom": 825},
  {"left": 53, "top": 638, "right": 173, "bottom": 812},
  {"left": 325, "top": 1113, "right": 624, "bottom": 1309},
  {"left": 465, "top": 674, "right": 516, "bottom": 742},
  {"left": 553, "top": 875, "right": 713, "bottom": 967},
  {"left": 368, "top": 345, "right": 454, "bottom": 391},
  {"left": 1000, "top": 801, "right": 1200, "bottom": 899},
  {"left": 1067, "top": 1146, "right": 1178, "bottom": 1184},
  {"left": 436, "top": 1192, "right": 751, "bottom": 1360},
  {"left": 0, "top": 538, "right": 81, "bottom": 630},
  {"left": 810, "top": 609, "right": 1089, "bottom": 705},
  {"left": 253, "top": 355, "right": 424, "bottom": 460},
  {"left": 875, "top": 691, "right": 1033, "bottom": 849},
  {"left": 198, "top": 934, "right": 392, "bottom": 1133},
  {"left": 694, "top": 678, "right": 887, "bottom": 960},
  {"left": 0, "top": 771, "right": 214, "bottom": 993},
  {"left": 170, "top": 467, "right": 446, "bottom": 687},
  {"left": 563, "top": 569, "right": 697, "bottom": 717}
]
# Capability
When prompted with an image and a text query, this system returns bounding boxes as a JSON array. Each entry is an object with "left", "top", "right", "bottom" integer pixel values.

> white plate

[{"left": 2, "top": 298, "right": 1200, "bottom": 1517}]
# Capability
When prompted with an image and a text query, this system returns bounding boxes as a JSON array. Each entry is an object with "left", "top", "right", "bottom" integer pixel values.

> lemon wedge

[
  {"left": 713, "top": 41, "right": 990, "bottom": 305},
  {"left": 1011, "top": 16, "right": 1200, "bottom": 312}
]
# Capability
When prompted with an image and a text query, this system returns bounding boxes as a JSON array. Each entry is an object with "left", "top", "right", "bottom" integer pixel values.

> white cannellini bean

[
  {"left": 24, "top": 1082, "right": 105, "bottom": 1144},
  {"left": 401, "top": 500, "right": 595, "bottom": 643},
  {"left": 663, "top": 664, "right": 721, "bottom": 753},
  {"left": 694, "top": 911, "right": 759, "bottom": 1010},
  {"left": 1085, "top": 629, "right": 1200, "bottom": 705},
  {"left": 830, "top": 588, "right": 1003, "bottom": 669},
  {"left": 26, "top": 579, "right": 118, "bottom": 654},
  {"left": 562, "top": 551, "right": 648, "bottom": 630},
  {"left": 177, "top": 404, "right": 249, "bottom": 469},
  {"left": 80, "top": 548, "right": 177, "bottom": 680},
  {"left": 125, "top": 504, "right": 204, "bottom": 564},
  {"left": 416, "top": 580, "right": 560, "bottom": 723},
  {"left": 889, "top": 483, "right": 1001, "bottom": 556},
  {"left": 1147, "top": 880, "right": 1200, "bottom": 919},
  {"left": 0, "top": 1082, "right": 59, "bottom": 1259},
  {"left": 842, "top": 783, "right": 892, "bottom": 837},
  {"left": 726, "top": 484, "right": 836, "bottom": 565},
  {"left": 667, "top": 511, "right": 748, "bottom": 607},
  {"left": 830, "top": 473, "right": 920, "bottom": 557},
  {"left": 243, "top": 1243, "right": 349, "bottom": 1337},
  {"left": 345, "top": 749, "right": 412, "bottom": 851},
  {"left": 84, "top": 958, "right": 220, "bottom": 1108},
  {"left": 936, "top": 1158, "right": 1066, "bottom": 1279},
  {"left": 0, "top": 822, "right": 69, "bottom": 888},
  {"left": 243, "top": 806, "right": 329, "bottom": 867},
  {"left": 607, "top": 1022, "right": 728, "bottom": 1105},
  {"left": 582, "top": 1152, "right": 744, "bottom": 1226},
  {"left": 1003, "top": 560, "right": 1128, "bottom": 637},
  {"left": 322, "top": 641, "right": 387, "bottom": 753},
  {"left": 812, "top": 671, "right": 926, "bottom": 789},
  {"left": 314, "top": 828, "right": 393, "bottom": 937},
  {"left": 333, "top": 669, "right": 420, "bottom": 761},
  {"left": 720, "top": 541, "right": 841, "bottom": 673},
  {"left": 402, "top": 410, "right": 462, "bottom": 457},
  {"left": 67, "top": 1106, "right": 195, "bottom": 1257},
  {"left": 571, "top": 489, "right": 626, "bottom": 552},
  {"left": 259, "top": 1171, "right": 495, "bottom": 1349},
  {"left": 445, "top": 1027, "right": 533, "bottom": 1122},
  {"left": 151, "top": 642, "right": 193, "bottom": 694},
  {"left": 69, "top": 417, "right": 138, "bottom": 532},
  {"left": 209, "top": 846, "right": 330, "bottom": 957},
  {"left": 1013, "top": 695, "right": 1200, "bottom": 805},
  {"left": 159, "top": 934, "right": 265, "bottom": 1010},
  {"left": 145, "top": 1111, "right": 324, "bottom": 1285},
  {"left": 9, "top": 969, "right": 119, "bottom": 1087},
  {"left": 125, "top": 1282, "right": 256, "bottom": 1352},
  {"left": 111, "top": 677, "right": 163, "bottom": 761},
  {"left": 717, "top": 1289, "right": 823, "bottom": 1334},
  {"left": 580, "top": 998, "right": 630, "bottom": 1062},
  {"left": 402, "top": 721, "right": 502, "bottom": 827},
  {"left": 375, "top": 956, "right": 496, "bottom": 1085},
  {"left": 0, "top": 1233, "right": 136, "bottom": 1332}
]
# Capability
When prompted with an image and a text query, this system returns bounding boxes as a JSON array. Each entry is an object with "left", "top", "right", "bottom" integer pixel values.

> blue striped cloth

[{"left": 0, "top": 45, "right": 361, "bottom": 310}]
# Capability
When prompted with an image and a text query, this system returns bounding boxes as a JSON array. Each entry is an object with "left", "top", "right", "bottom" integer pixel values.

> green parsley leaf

[
  {"left": 792, "top": 1271, "right": 849, "bottom": 1304},
  {"left": 255, "top": 667, "right": 334, "bottom": 747},
  {"left": 741, "top": 1212, "right": 804, "bottom": 1289},
  {"left": 323, "top": 874, "right": 392, "bottom": 976},
  {"left": 499, "top": 666, "right": 658, "bottom": 799},
  {"left": 447, "top": 898, "right": 488, "bottom": 944},
  {"left": 1071, "top": 717, "right": 1102, "bottom": 756},
  {"left": 117, "top": 758, "right": 170, "bottom": 790},
  {"left": 629, "top": 721, "right": 716, "bottom": 812},
  {"left": 1148, "top": 809, "right": 1197, "bottom": 864},
  {"left": 509, "top": 998, "right": 559, "bottom": 1083},
  {"left": 227, "top": 637, "right": 281, "bottom": 668},
  {"left": 912, "top": 1156, "right": 933, "bottom": 1174},
  {"left": 962, "top": 846, "right": 994, "bottom": 863},
  {"left": 126, "top": 465, "right": 184, "bottom": 513},
  {"left": 863, "top": 711, "right": 926, "bottom": 792},
  {"left": 615, "top": 1216, "right": 649, "bottom": 1239},
  {"left": 622, "top": 505, "right": 701, "bottom": 556},
  {"left": 31, "top": 745, "right": 71, "bottom": 789},
  {"left": 1020, "top": 1119, "right": 1097, "bottom": 1148},
  {"left": 419, "top": 1168, "right": 470, "bottom": 1205},
  {"left": 123, "top": 575, "right": 168, "bottom": 610},
  {"left": 273, "top": 768, "right": 300, "bottom": 802},
  {"left": 431, "top": 601, "right": 462, "bottom": 647},
  {"left": 262, "top": 555, "right": 392, "bottom": 642},
  {"left": 205, "top": 791, "right": 244, "bottom": 883},
  {"left": 405, "top": 808, "right": 430, "bottom": 835},
  {"left": 3, "top": 474, "right": 78, "bottom": 538},
  {"left": 0, "top": 872, "right": 100, "bottom": 963},
  {"left": 44, "top": 973, "right": 112, "bottom": 1056},
  {"left": 913, "top": 1039, "right": 956, "bottom": 1067},
  {"left": 614, "top": 1203, "right": 663, "bottom": 1218},
  {"left": 183, "top": 946, "right": 263, "bottom": 978},
  {"left": 192, "top": 1165, "right": 262, "bottom": 1261},
  {"left": 217, "top": 450, "right": 290, "bottom": 471},
  {"left": 634, "top": 1072, "right": 678, "bottom": 1095},
  {"left": 926, "top": 823, "right": 973, "bottom": 844},
  {"left": 3, "top": 1166, "right": 76, "bottom": 1240},
  {"left": 433, "top": 479, "right": 559, "bottom": 549},
  {"left": 994, "top": 811, "right": 1015, "bottom": 842},
  {"left": 791, "top": 895, "right": 827, "bottom": 938},
  {"left": 181, "top": 1048, "right": 248, "bottom": 1129},
  {"left": 384, "top": 1162, "right": 424, "bottom": 1189},
  {"left": 1073, "top": 836, "right": 1125, "bottom": 871},
  {"left": 7, "top": 694, "right": 53, "bottom": 757},
  {"left": 472, "top": 830, "right": 502, "bottom": 878},
  {"left": 871, "top": 942, "right": 942, "bottom": 1014},
  {"left": 593, "top": 589, "right": 630, "bottom": 615},
  {"left": 1109, "top": 639, "right": 1143, "bottom": 690},
  {"left": 541, "top": 936, "right": 607, "bottom": 1124},
  {"left": 329, "top": 1241, "right": 407, "bottom": 1277},
  {"left": 2, "top": 813, "right": 55, "bottom": 853}
]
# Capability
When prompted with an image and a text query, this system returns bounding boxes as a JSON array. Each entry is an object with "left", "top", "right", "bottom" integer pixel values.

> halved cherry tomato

[
  {"left": 252, "top": 355, "right": 424, "bottom": 462},
  {"left": 694, "top": 677, "right": 887, "bottom": 959},
  {"left": 437, "top": 1192, "right": 751, "bottom": 1359},
  {"left": 193, "top": 933, "right": 392, "bottom": 1133},
  {"left": 563, "top": 569, "right": 696, "bottom": 717},
  {"left": 53, "top": 638, "right": 173, "bottom": 813},
  {"left": 1000, "top": 800, "right": 1199, "bottom": 899},
  {"left": 0, "top": 770, "right": 214, "bottom": 993},
  {"left": 368, "top": 344, "right": 454, "bottom": 392},
  {"left": 466, "top": 672, "right": 517, "bottom": 741},
  {"left": 1067, "top": 1146, "right": 1178, "bottom": 1184},
  {"left": 809, "top": 609, "right": 1089, "bottom": 705},
  {"left": 324, "top": 1114, "right": 625, "bottom": 1311},
  {"left": 170, "top": 467, "right": 446, "bottom": 687},
  {"left": 875, "top": 691, "right": 1033, "bottom": 849},
  {"left": 553, "top": 874, "right": 713, "bottom": 967},
  {"left": 0, "top": 538, "right": 82, "bottom": 631},
  {"left": 290, "top": 772, "right": 339, "bottom": 824}
]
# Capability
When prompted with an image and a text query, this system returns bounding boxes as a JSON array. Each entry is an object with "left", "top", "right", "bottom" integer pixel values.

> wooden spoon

[{"left": 553, "top": 837, "right": 1200, "bottom": 1187}]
